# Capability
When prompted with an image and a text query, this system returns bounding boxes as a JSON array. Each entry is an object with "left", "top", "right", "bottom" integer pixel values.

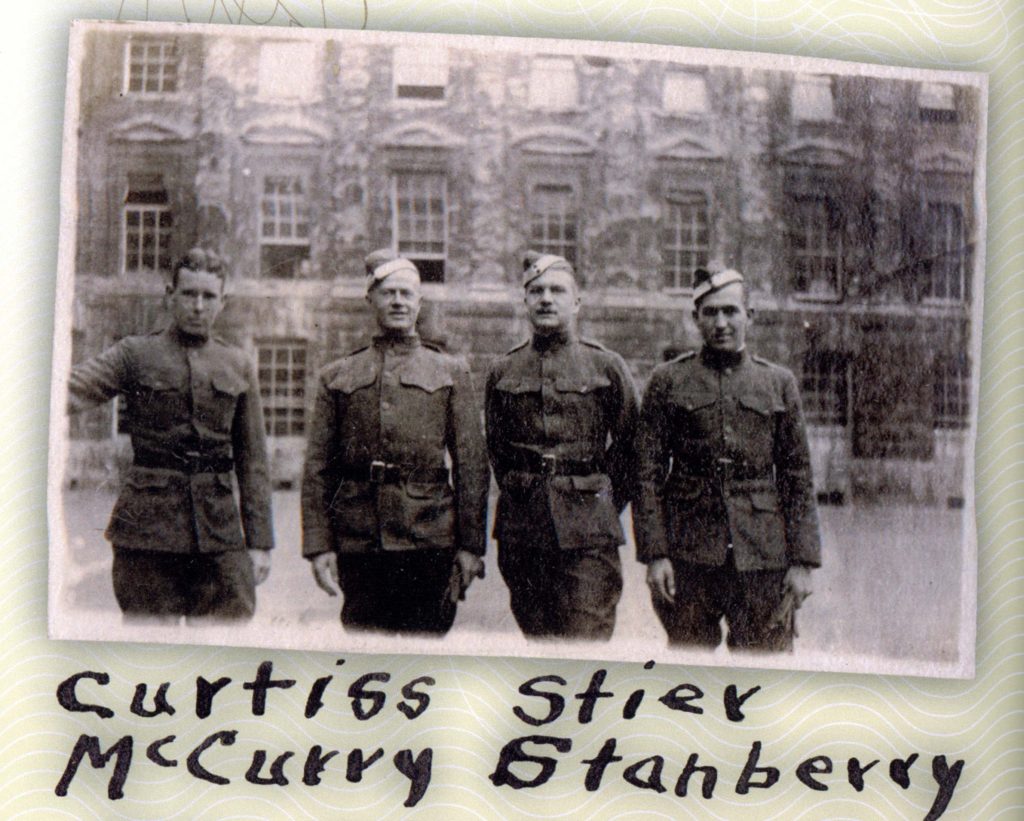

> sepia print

[{"left": 49, "top": 20, "right": 985, "bottom": 677}]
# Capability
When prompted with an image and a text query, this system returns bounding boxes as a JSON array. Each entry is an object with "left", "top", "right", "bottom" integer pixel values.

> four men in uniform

[{"left": 69, "top": 246, "right": 818, "bottom": 648}]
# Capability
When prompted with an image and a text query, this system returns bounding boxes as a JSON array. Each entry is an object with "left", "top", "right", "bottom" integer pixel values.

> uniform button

[
  {"left": 725, "top": 425, "right": 733, "bottom": 434},
  {"left": 382, "top": 402, "right": 391, "bottom": 410}
]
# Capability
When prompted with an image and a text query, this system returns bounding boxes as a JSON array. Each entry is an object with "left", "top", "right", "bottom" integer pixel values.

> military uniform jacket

[
  {"left": 301, "top": 335, "right": 489, "bottom": 558},
  {"left": 67, "top": 328, "right": 274, "bottom": 555},
  {"left": 633, "top": 347, "right": 821, "bottom": 571},
  {"left": 485, "top": 333, "right": 639, "bottom": 550}
]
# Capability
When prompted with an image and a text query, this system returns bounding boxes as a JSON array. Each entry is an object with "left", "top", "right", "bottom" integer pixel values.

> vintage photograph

[{"left": 49, "top": 20, "right": 985, "bottom": 677}]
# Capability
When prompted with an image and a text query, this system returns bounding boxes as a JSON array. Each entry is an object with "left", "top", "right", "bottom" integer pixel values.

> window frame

[
  {"left": 390, "top": 170, "right": 449, "bottom": 283},
  {"left": 801, "top": 350, "right": 850, "bottom": 427},
  {"left": 256, "top": 338, "right": 310, "bottom": 438},
  {"left": 527, "top": 181, "right": 580, "bottom": 268},
  {"left": 920, "top": 200, "right": 969, "bottom": 303},
  {"left": 662, "top": 70, "right": 709, "bottom": 117},
  {"left": 122, "top": 38, "right": 181, "bottom": 96},
  {"left": 932, "top": 353, "right": 970, "bottom": 430},
  {"left": 259, "top": 172, "right": 312, "bottom": 278},
  {"left": 787, "top": 192, "right": 845, "bottom": 301},
  {"left": 528, "top": 55, "right": 580, "bottom": 111},
  {"left": 121, "top": 173, "right": 174, "bottom": 276},
  {"left": 791, "top": 73, "right": 836, "bottom": 123},
  {"left": 392, "top": 45, "right": 449, "bottom": 102},
  {"left": 256, "top": 40, "right": 320, "bottom": 103},
  {"left": 660, "top": 190, "right": 711, "bottom": 290}
]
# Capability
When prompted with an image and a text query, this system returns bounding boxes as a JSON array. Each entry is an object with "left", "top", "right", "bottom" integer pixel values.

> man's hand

[
  {"left": 450, "top": 550, "right": 485, "bottom": 603},
  {"left": 784, "top": 564, "right": 814, "bottom": 603},
  {"left": 646, "top": 557, "right": 676, "bottom": 604},
  {"left": 249, "top": 550, "right": 272, "bottom": 586},
  {"left": 311, "top": 552, "right": 340, "bottom": 597}
]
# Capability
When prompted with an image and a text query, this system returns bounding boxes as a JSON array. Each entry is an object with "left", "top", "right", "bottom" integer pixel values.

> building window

[
  {"left": 123, "top": 173, "right": 173, "bottom": 274},
  {"left": 663, "top": 71, "right": 708, "bottom": 115},
  {"left": 260, "top": 175, "right": 310, "bottom": 278},
  {"left": 528, "top": 56, "right": 578, "bottom": 110},
  {"left": 529, "top": 183, "right": 578, "bottom": 267},
  {"left": 258, "top": 41, "right": 318, "bottom": 101},
  {"left": 124, "top": 39, "right": 179, "bottom": 94},
  {"left": 792, "top": 74, "right": 835, "bottom": 122},
  {"left": 392, "top": 172, "right": 447, "bottom": 283},
  {"left": 393, "top": 46, "right": 448, "bottom": 100},
  {"left": 789, "top": 194, "right": 843, "bottom": 298},
  {"left": 919, "top": 82, "right": 958, "bottom": 123},
  {"left": 921, "top": 202, "right": 968, "bottom": 301},
  {"left": 801, "top": 351, "right": 849, "bottom": 426},
  {"left": 933, "top": 354, "right": 969, "bottom": 429},
  {"left": 257, "top": 340, "right": 308, "bottom": 437},
  {"left": 660, "top": 191, "right": 710, "bottom": 289}
]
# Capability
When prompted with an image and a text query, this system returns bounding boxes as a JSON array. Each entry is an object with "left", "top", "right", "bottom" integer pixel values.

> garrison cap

[
  {"left": 364, "top": 249, "right": 420, "bottom": 293},
  {"left": 693, "top": 267, "right": 744, "bottom": 304},
  {"left": 522, "top": 251, "right": 575, "bottom": 288}
]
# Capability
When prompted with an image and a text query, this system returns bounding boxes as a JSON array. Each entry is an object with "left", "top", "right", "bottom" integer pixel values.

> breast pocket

[
  {"left": 493, "top": 377, "right": 543, "bottom": 441},
  {"left": 129, "top": 373, "right": 188, "bottom": 430},
  {"left": 736, "top": 393, "right": 781, "bottom": 457},
  {"left": 200, "top": 371, "right": 246, "bottom": 433},
  {"left": 669, "top": 391, "right": 718, "bottom": 441}
]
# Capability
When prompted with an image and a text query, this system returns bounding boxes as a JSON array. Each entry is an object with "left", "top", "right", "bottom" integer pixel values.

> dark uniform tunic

[
  {"left": 301, "top": 334, "right": 489, "bottom": 634},
  {"left": 485, "top": 332, "right": 639, "bottom": 640},
  {"left": 67, "top": 328, "right": 274, "bottom": 619},
  {"left": 633, "top": 346, "right": 821, "bottom": 649}
]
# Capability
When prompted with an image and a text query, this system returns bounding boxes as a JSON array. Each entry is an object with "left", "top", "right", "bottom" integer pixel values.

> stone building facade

[{"left": 66, "top": 26, "right": 981, "bottom": 504}]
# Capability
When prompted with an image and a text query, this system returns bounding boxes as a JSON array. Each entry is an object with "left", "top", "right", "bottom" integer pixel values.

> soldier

[
  {"left": 633, "top": 267, "right": 821, "bottom": 651},
  {"left": 67, "top": 248, "right": 273, "bottom": 622},
  {"left": 485, "top": 252, "right": 639, "bottom": 641},
  {"left": 301, "top": 250, "right": 489, "bottom": 635}
]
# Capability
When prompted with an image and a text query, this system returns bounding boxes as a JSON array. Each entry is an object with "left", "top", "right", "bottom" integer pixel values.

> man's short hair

[{"left": 171, "top": 247, "right": 227, "bottom": 289}]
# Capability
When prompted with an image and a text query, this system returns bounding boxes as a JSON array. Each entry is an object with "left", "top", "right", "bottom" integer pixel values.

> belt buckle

[
  {"left": 541, "top": 454, "right": 557, "bottom": 475},
  {"left": 369, "top": 460, "right": 387, "bottom": 483}
]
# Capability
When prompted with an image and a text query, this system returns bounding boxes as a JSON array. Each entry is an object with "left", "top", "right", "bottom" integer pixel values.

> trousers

[
  {"left": 652, "top": 555, "right": 792, "bottom": 650},
  {"left": 336, "top": 549, "right": 457, "bottom": 635},
  {"left": 111, "top": 547, "right": 256, "bottom": 621}
]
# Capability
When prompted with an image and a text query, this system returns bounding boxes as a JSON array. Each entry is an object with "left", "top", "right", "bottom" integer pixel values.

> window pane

[
  {"left": 257, "top": 339, "right": 309, "bottom": 436},
  {"left": 392, "top": 172, "right": 447, "bottom": 281},
  {"left": 792, "top": 74, "right": 835, "bottom": 121}
]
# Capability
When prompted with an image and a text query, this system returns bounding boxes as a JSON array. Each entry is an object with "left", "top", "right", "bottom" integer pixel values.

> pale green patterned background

[{"left": 2, "top": 1, "right": 1022, "bottom": 817}]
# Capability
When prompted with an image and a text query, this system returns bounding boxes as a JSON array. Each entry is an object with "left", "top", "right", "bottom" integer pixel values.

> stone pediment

[
  {"left": 915, "top": 146, "right": 973, "bottom": 174},
  {"left": 112, "top": 117, "right": 193, "bottom": 143},
  {"left": 778, "top": 137, "right": 860, "bottom": 167},
  {"left": 241, "top": 114, "right": 329, "bottom": 147},
  {"left": 511, "top": 126, "right": 596, "bottom": 156},
  {"left": 651, "top": 134, "right": 723, "bottom": 161},
  {"left": 379, "top": 121, "right": 466, "bottom": 150}
]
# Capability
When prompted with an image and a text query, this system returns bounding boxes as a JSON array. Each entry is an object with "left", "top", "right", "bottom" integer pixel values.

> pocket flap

[
  {"left": 136, "top": 373, "right": 180, "bottom": 392},
  {"left": 751, "top": 491, "right": 780, "bottom": 511},
  {"left": 739, "top": 394, "right": 778, "bottom": 416},
  {"left": 668, "top": 476, "right": 704, "bottom": 501},
  {"left": 327, "top": 362, "right": 378, "bottom": 394},
  {"left": 400, "top": 366, "right": 454, "bottom": 393},
  {"left": 495, "top": 376, "right": 541, "bottom": 394},
  {"left": 554, "top": 375, "right": 611, "bottom": 394},
  {"left": 211, "top": 371, "right": 247, "bottom": 397},
  {"left": 677, "top": 392, "right": 716, "bottom": 412},
  {"left": 570, "top": 474, "right": 607, "bottom": 493}
]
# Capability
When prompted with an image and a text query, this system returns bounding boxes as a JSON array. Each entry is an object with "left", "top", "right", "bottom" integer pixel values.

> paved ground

[{"left": 59, "top": 490, "right": 966, "bottom": 666}]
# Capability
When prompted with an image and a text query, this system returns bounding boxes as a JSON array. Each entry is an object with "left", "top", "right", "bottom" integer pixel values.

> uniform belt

[
  {"left": 339, "top": 461, "right": 450, "bottom": 485},
  {"left": 678, "top": 458, "right": 773, "bottom": 482},
  {"left": 508, "top": 450, "right": 601, "bottom": 476},
  {"left": 133, "top": 450, "right": 234, "bottom": 474}
]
